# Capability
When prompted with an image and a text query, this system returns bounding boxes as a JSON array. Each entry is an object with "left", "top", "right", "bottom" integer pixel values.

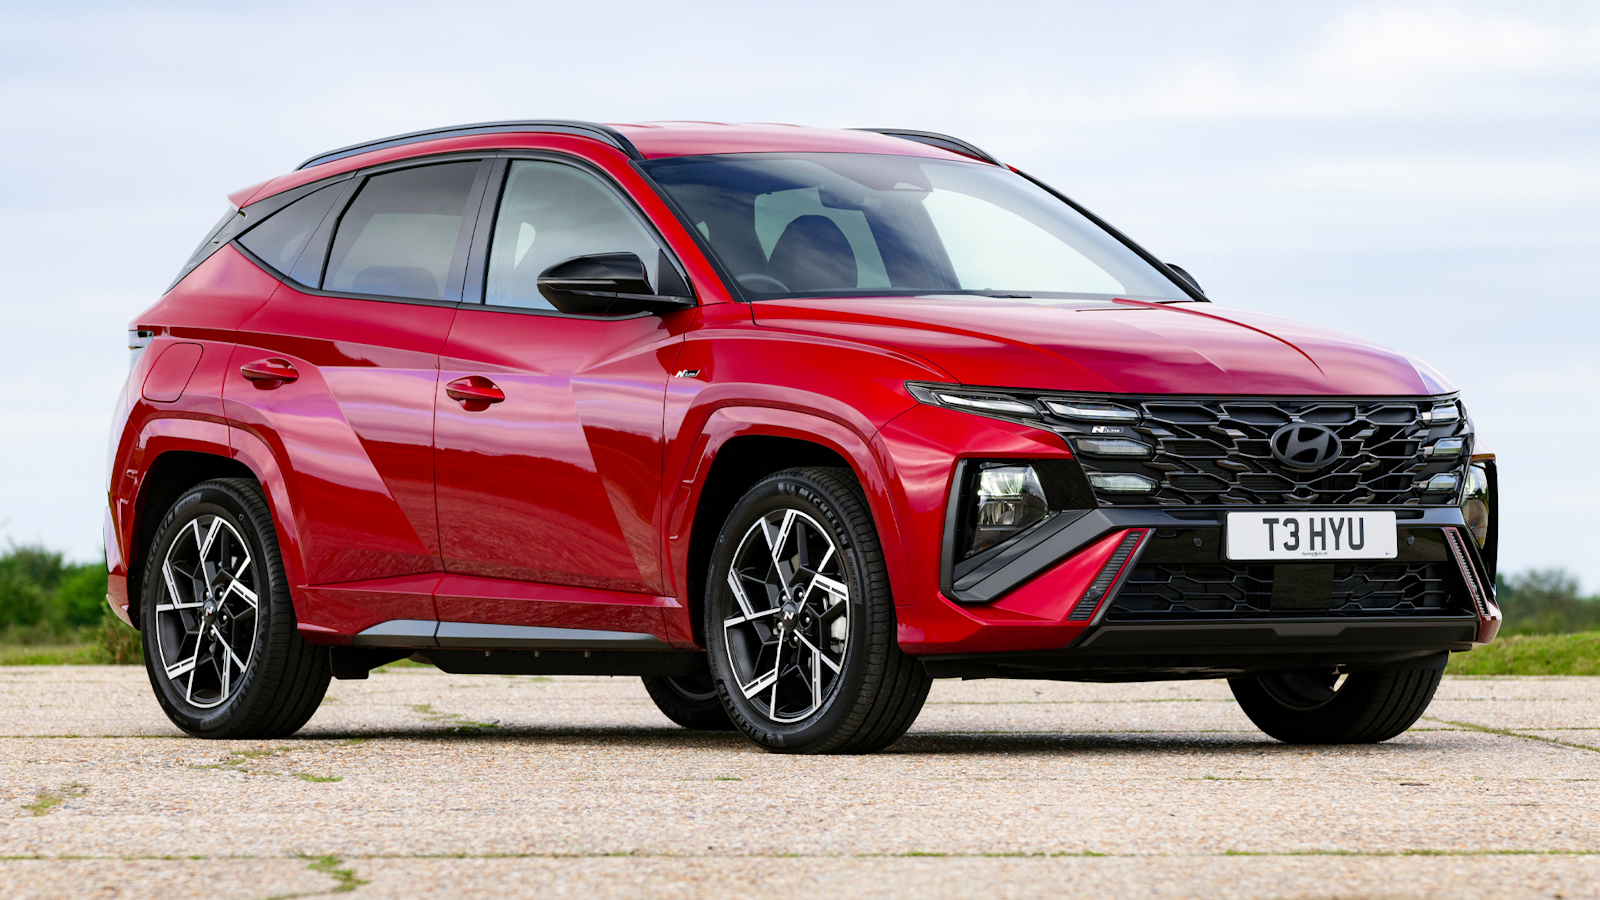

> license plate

[{"left": 1224, "top": 511, "right": 1397, "bottom": 561}]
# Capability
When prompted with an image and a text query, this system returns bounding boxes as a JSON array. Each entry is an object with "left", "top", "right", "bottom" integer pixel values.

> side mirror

[
  {"left": 1165, "top": 263, "right": 1204, "bottom": 296},
  {"left": 537, "top": 251, "right": 695, "bottom": 316}
]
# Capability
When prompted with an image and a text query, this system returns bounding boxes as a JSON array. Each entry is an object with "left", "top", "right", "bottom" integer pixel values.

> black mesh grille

[
  {"left": 1106, "top": 562, "right": 1461, "bottom": 621},
  {"left": 1045, "top": 396, "right": 1472, "bottom": 507}
]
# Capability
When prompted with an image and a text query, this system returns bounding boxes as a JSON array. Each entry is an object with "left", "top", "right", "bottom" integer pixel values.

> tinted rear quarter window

[
  {"left": 324, "top": 162, "right": 480, "bottom": 301},
  {"left": 236, "top": 183, "right": 345, "bottom": 274}
]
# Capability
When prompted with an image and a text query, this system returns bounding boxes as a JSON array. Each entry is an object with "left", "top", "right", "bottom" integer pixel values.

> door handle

[
  {"left": 446, "top": 376, "right": 505, "bottom": 410},
  {"left": 239, "top": 358, "right": 298, "bottom": 387}
]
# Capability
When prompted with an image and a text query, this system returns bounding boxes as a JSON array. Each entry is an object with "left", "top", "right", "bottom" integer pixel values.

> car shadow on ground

[{"left": 281, "top": 725, "right": 1441, "bottom": 756}]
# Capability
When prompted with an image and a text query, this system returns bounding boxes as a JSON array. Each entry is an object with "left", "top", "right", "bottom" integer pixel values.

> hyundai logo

[{"left": 1270, "top": 423, "right": 1342, "bottom": 469}]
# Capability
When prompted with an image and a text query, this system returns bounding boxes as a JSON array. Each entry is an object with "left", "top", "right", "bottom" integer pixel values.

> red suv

[{"left": 107, "top": 121, "right": 1500, "bottom": 753}]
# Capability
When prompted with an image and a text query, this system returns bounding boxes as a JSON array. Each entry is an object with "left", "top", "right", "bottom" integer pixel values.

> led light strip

[
  {"left": 1442, "top": 527, "right": 1492, "bottom": 618},
  {"left": 1068, "top": 529, "right": 1150, "bottom": 622}
]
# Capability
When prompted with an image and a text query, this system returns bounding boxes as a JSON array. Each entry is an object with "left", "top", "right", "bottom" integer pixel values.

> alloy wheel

[
  {"left": 153, "top": 514, "right": 260, "bottom": 708},
  {"left": 721, "top": 508, "right": 850, "bottom": 723}
]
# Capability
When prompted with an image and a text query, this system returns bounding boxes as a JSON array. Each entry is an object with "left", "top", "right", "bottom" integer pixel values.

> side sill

[
  {"left": 349, "top": 619, "right": 671, "bottom": 650},
  {"left": 351, "top": 619, "right": 438, "bottom": 648},
  {"left": 434, "top": 622, "right": 672, "bottom": 650}
]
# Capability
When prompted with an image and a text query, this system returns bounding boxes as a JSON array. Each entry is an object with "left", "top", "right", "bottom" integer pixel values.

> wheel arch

[
  {"left": 128, "top": 449, "right": 256, "bottom": 628},
  {"left": 675, "top": 408, "right": 911, "bottom": 647}
]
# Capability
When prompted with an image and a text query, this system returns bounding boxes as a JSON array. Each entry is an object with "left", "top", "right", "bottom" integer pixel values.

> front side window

[
  {"left": 237, "top": 182, "right": 344, "bottom": 275},
  {"left": 642, "top": 153, "right": 1186, "bottom": 302},
  {"left": 484, "top": 161, "right": 665, "bottom": 310},
  {"left": 324, "top": 162, "right": 479, "bottom": 301}
]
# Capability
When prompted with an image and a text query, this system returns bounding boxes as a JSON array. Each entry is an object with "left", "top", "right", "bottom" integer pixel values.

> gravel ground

[{"left": 0, "top": 666, "right": 1595, "bottom": 899}]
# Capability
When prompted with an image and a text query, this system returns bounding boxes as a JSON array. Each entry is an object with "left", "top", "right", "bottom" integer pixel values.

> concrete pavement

[{"left": 1, "top": 666, "right": 1595, "bottom": 898}]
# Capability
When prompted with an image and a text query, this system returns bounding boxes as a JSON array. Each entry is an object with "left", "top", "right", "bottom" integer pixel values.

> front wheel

[
  {"left": 1230, "top": 666, "right": 1444, "bottom": 744},
  {"left": 705, "top": 467, "right": 930, "bottom": 754},
  {"left": 140, "top": 478, "right": 330, "bottom": 738}
]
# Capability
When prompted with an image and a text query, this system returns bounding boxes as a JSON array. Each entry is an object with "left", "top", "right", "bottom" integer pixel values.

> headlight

[
  {"left": 1087, "top": 473, "right": 1157, "bottom": 494},
  {"left": 934, "top": 392, "right": 1038, "bottom": 416},
  {"left": 1044, "top": 400, "right": 1138, "bottom": 422},
  {"left": 969, "top": 465, "right": 1049, "bottom": 556},
  {"left": 949, "top": 459, "right": 1097, "bottom": 564},
  {"left": 1461, "top": 462, "right": 1490, "bottom": 548},
  {"left": 1073, "top": 437, "right": 1153, "bottom": 459},
  {"left": 1421, "top": 402, "right": 1461, "bottom": 425},
  {"left": 1423, "top": 473, "right": 1459, "bottom": 495}
]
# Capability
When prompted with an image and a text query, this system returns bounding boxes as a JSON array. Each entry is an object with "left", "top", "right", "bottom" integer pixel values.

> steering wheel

[{"left": 735, "top": 273, "right": 789, "bottom": 293}]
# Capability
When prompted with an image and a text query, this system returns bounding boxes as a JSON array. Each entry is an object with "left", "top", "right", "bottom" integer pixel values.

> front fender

[{"left": 663, "top": 405, "right": 915, "bottom": 645}]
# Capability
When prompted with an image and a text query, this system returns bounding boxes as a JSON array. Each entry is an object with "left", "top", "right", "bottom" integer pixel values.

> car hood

[{"left": 750, "top": 296, "right": 1454, "bottom": 396}]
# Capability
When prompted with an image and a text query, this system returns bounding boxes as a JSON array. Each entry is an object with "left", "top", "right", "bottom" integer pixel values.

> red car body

[{"left": 106, "top": 122, "right": 1500, "bottom": 684}]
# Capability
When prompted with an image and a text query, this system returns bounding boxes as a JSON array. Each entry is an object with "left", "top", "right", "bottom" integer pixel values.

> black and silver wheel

[
  {"left": 1229, "top": 665, "right": 1444, "bottom": 744},
  {"left": 641, "top": 675, "right": 734, "bottom": 730},
  {"left": 705, "top": 467, "right": 930, "bottom": 754},
  {"left": 141, "top": 478, "right": 330, "bottom": 738}
]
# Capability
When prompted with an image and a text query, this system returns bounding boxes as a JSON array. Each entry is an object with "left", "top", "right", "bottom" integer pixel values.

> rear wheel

[
  {"left": 1229, "top": 666, "right": 1443, "bottom": 744},
  {"left": 641, "top": 675, "right": 734, "bottom": 730},
  {"left": 140, "top": 478, "right": 330, "bottom": 739},
  {"left": 705, "top": 467, "right": 930, "bottom": 754}
]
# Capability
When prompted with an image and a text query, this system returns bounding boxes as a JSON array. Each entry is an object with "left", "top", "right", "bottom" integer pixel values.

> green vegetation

[
  {"left": 1442, "top": 569, "right": 1600, "bottom": 676},
  {"left": 1449, "top": 632, "right": 1600, "bottom": 676},
  {"left": 297, "top": 854, "right": 367, "bottom": 892},
  {"left": 22, "top": 783, "right": 88, "bottom": 816},
  {"left": 1494, "top": 569, "right": 1600, "bottom": 636},
  {"left": 0, "top": 543, "right": 141, "bottom": 665},
  {"left": 2, "top": 539, "right": 1595, "bottom": 675}
]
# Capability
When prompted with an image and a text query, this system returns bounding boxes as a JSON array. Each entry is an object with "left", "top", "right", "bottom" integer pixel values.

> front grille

[
  {"left": 1106, "top": 561, "right": 1461, "bottom": 621},
  {"left": 1047, "top": 396, "right": 1471, "bottom": 507}
]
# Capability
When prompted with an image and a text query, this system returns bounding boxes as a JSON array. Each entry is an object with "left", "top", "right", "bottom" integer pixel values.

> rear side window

[
  {"left": 166, "top": 208, "right": 243, "bottom": 292},
  {"left": 324, "top": 162, "right": 479, "bottom": 301},
  {"left": 237, "top": 183, "right": 344, "bottom": 275}
]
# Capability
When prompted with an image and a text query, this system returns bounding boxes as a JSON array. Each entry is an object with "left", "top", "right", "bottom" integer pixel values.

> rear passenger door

[
  {"left": 224, "top": 157, "right": 492, "bottom": 624},
  {"left": 433, "top": 155, "right": 695, "bottom": 625}
]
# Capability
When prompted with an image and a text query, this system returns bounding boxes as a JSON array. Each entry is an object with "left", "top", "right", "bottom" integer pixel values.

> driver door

[{"left": 433, "top": 157, "right": 694, "bottom": 627}]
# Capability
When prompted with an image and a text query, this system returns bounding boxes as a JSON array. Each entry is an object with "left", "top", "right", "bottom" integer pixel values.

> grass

[
  {"left": 1447, "top": 632, "right": 1600, "bottom": 676},
  {"left": 297, "top": 854, "right": 367, "bottom": 892},
  {"left": 0, "top": 644, "right": 103, "bottom": 665},
  {"left": 23, "top": 783, "right": 88, "bottom": 816},
  {"left": 189, "top": 747, "right": 346, "bottom": 783},
  {"left": 0, "top": 617, "right": 143, "bottom": 666},
  {"left": 5, "top": 632, "right": 1595, "bottom": 675}
]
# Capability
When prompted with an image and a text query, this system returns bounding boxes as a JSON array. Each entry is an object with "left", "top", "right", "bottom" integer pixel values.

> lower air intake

[{"left": 1068, "top": 529, "right": 1149, "bottom": 621}]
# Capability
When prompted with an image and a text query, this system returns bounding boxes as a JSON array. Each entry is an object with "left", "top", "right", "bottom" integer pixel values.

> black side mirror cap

[
  {"left": 1165, "top": 263, "right": 1204, "bottom": 296},
  {"left": 537, "top": 251, "right": 695, "bottom": 316}
]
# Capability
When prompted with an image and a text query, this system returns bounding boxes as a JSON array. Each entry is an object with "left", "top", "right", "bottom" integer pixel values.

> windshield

[{"left": 640, "top": 152, "right": 1188, "bottom": 302}]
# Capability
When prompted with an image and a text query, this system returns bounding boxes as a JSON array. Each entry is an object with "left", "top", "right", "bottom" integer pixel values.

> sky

[{"left": 0, "top": 0, "right": 1596, "bottom": 586}]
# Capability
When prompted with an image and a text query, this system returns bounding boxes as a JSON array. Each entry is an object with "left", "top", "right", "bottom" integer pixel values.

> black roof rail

[
  {"left": 295, "top": 120, "right": 644, "bottom": 170},
  {"left": 851, "top": 128, "right": 1001, "bottom": 166}
]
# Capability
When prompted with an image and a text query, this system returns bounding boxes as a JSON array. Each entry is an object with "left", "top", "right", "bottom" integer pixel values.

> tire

[
  {"left": 641, "top": 675, "right": 735, "bottom": 730},
  {"left": 1229, "top": 666, "right": 1444, "bottom": 744},
  {"left": 140, "top": 478, "right": 330, "bottom": 739},
  {"left": 704, "top": 467, "right": 930, "bottom": 754}
]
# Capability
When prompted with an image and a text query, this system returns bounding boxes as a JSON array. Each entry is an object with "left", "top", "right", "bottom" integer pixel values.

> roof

[
  {"left": 612, "top": 122, "right": 999, "bottom": 164},
  {"left": 233, "top": 121, "right": 998, "bottom": 208}
]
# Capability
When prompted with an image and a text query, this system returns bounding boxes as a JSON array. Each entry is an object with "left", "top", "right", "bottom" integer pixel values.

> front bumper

[
  {"left": 875, "top": 400, "right": 1500, "bottom": 662},
  {"left": 920, "top": 616, "right": 1474, "bottom": 681},
  {"left": 897, "top": 504, "right": 1500, "bottom": 666}
]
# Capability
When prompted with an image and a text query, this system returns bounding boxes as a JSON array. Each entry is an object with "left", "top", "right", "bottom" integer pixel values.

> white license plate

[{"left": 1224, "top": 511, "right": 1397, "bottom": 561}]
